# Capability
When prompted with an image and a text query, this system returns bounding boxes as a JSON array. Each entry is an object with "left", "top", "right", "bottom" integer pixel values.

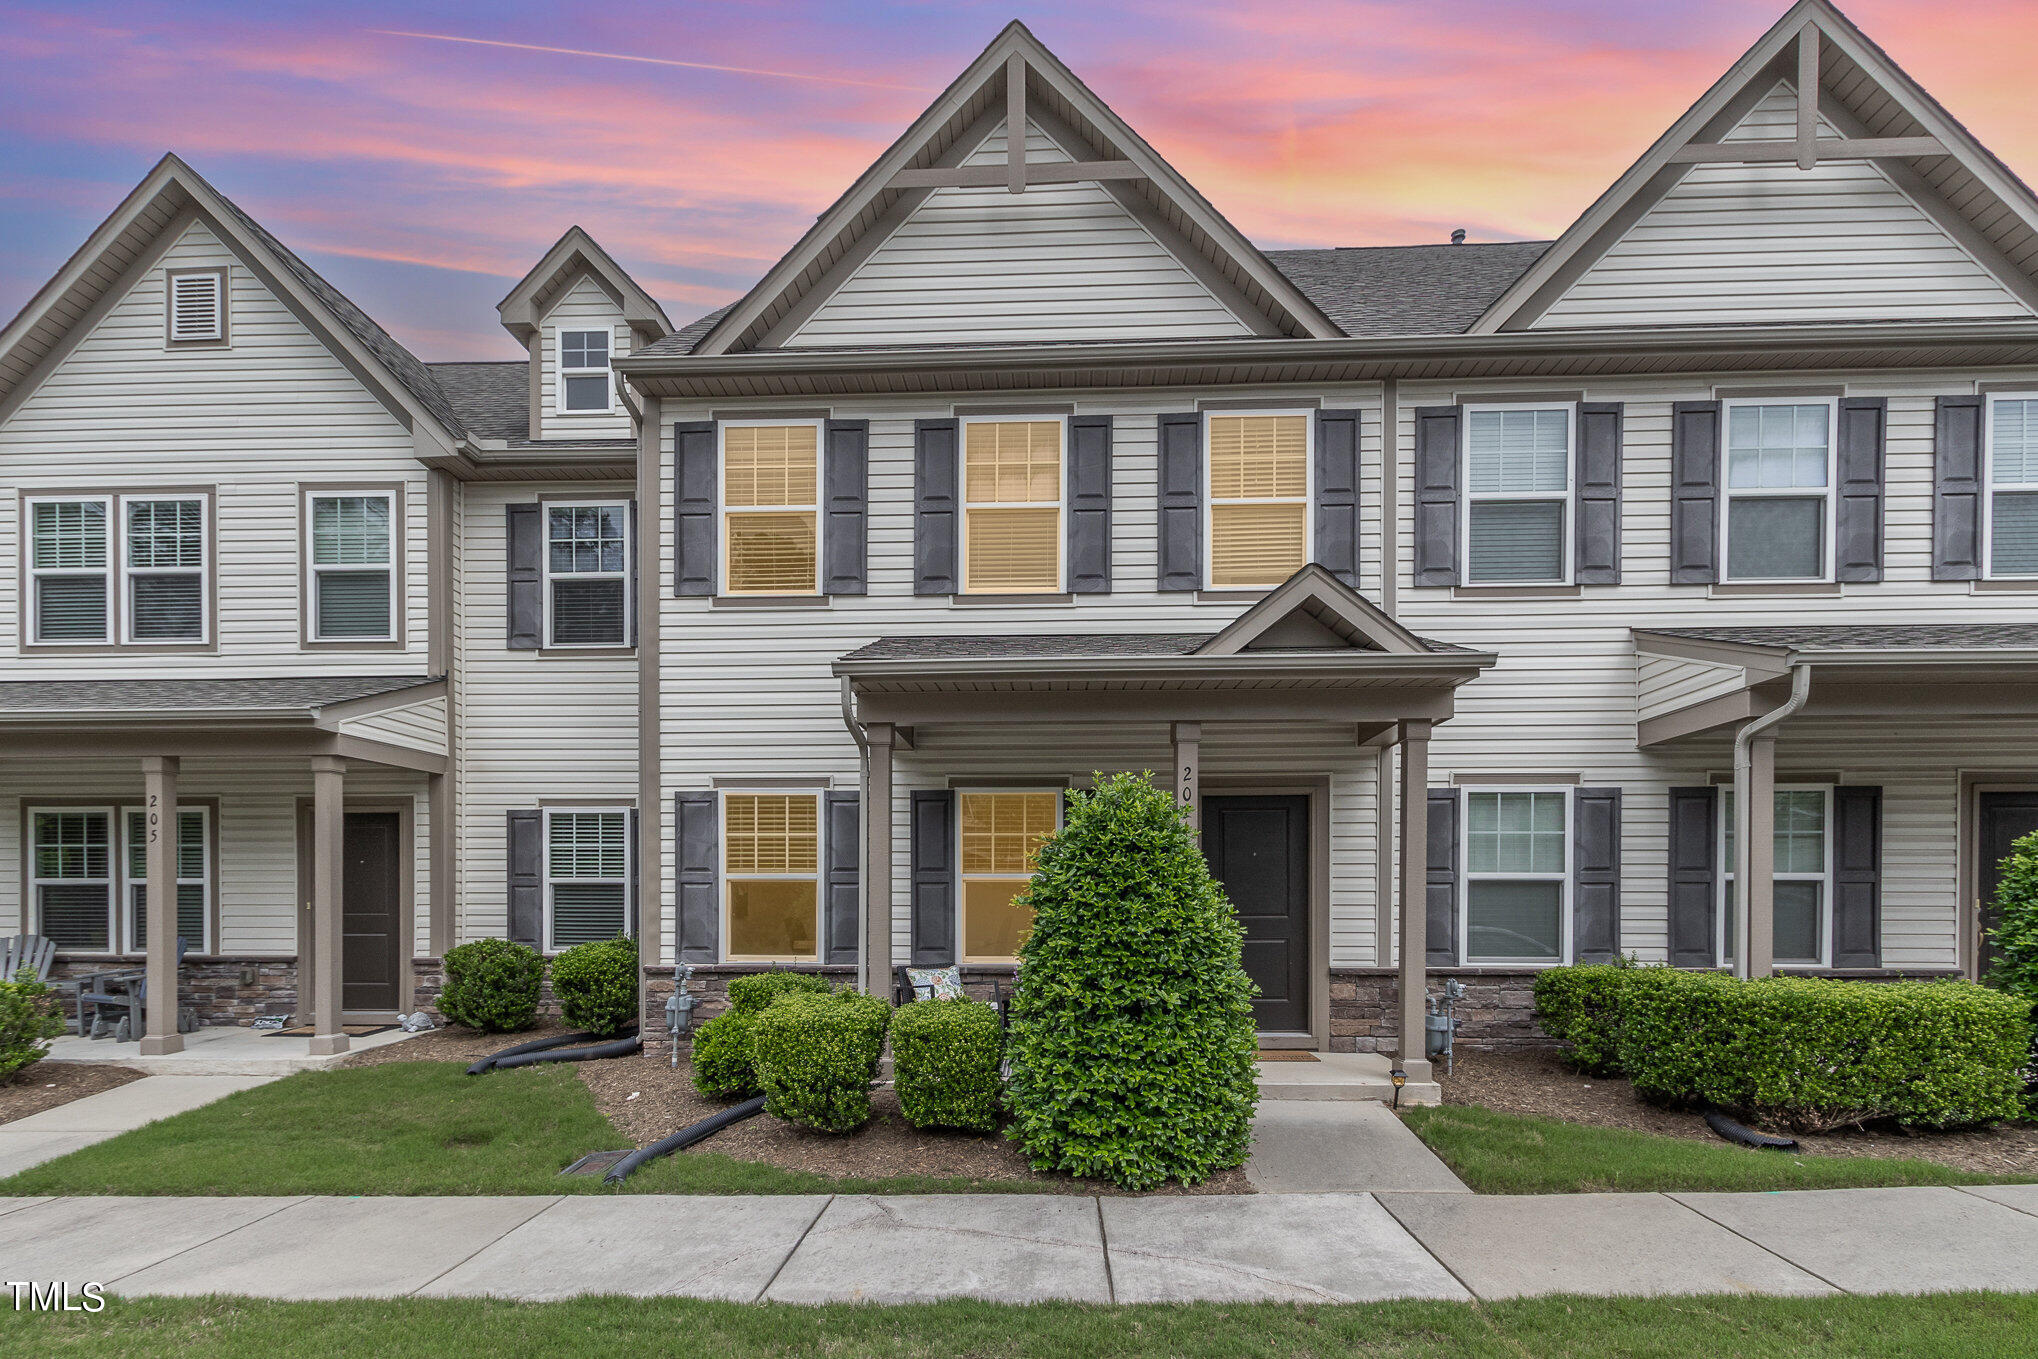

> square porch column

[
  {"left": 1733, "top": 731, "right": 1777, "bottom": 979},
  {"left": 140, "top": 755, "right": 183, "bottom": 1056},
  {"left": 309, "top": 755, "right": 348, "bottom": 1056},
  {"left": 1396, "top": 720, "right": 1432, "bottom": 1078},
  {"left": 861, "top": 722, "right": 895, "bottom": 997},
  {"left": 1171, "top": 722, "right": 1201, "bottom": 832}
]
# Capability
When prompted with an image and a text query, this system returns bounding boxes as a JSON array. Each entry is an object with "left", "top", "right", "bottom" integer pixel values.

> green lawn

[
  {"left": 0, "top": 1060, "right": 1050, "bottom": 1197},
  {"left": 1403, "top": 1103, "right": 2036, "bottom": 1195},
  {"left": 8, "top": 1292, "right": 2038, "bottom": 1359}
]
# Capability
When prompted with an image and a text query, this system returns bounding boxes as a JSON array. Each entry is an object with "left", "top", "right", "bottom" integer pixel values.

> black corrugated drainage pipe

[
  {"left": 467, "top": 1027, "right": 638, "bottom": 1075},
  {"left": 603, "top": 1096, "right": 768, "bottom": 1186},
  {"left": 1704, "top": 1110, "right": 1799, "bottom": 1150}
]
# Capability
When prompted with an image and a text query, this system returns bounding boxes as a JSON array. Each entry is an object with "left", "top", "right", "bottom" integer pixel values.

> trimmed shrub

[
  {"left": 726, "top": 970, "right": 830, "bottom": 1016},
  {"left": 549, "top": 936, "right": 638, "bottom": 1036},
  {"left": 892, "top": 998, "right": 1003, "bottom": 1132},
  {"left": 1532, "top": 959, "right": 1643, "bottom": 1076},
  {"left": 1987, "top": 827, "right": 2038, "bottom": 1008},
  {"left": 691, "top": 1010, "right": 763, "bottom": 1098},
  {"left": 752, "top": 989, "right": 891, "bottom": 1133},
  {"left": 436, "top": 939, "right": 543, "bottom": 1033},
  {"left": 0, "top": 970, "right": 66, "bottom": 1083},
  {"left": 1005, "top": 772, "right": 1259, "bottom": 1190}
]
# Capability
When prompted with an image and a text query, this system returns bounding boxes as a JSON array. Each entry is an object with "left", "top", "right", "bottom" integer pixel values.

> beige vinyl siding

[
  {"left": 1636, "top": 655, "right": 1750, "bottom": 723},
  {"left": 536, "top": 275, "right": 631, "bottom": 440},
  {"left": 1538, "top": 85, "right": 2031, "bottom": 329},
  {"left": 788, "top": 119, "right": 1254, "bottom": 347},
  {"left": 338, "top": 695, "right": 448, "bottom": 755}
]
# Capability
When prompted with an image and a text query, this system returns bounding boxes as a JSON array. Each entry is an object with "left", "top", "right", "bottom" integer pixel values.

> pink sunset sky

[{"left": 3, "top": 0, "right": 2035, "bottom": 359}]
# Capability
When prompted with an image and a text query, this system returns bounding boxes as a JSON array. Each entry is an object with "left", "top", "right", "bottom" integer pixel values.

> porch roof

[{"left": 0, "top": 675, "right": 442, "bottom": 723}]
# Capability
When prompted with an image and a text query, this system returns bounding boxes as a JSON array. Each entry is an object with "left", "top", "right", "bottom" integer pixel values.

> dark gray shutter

[
  {"left": 1412, "top": 406, "right": 1460, "bottom": 587},
  {"left": 1835, "top": 397, "right": 1887, "bottom": 582},
  {"left": 1933, "top": 395, "right": 1984, "bottom": 580},
  {"left": 626, "top": 807, "right": 640, "bottom": 939},
  {"left": 1670, "top": 402, "right": 1721, "bottom": 584},
  {"left": 1156, "top": 412, "right": 1201, "bottom": 591},
  {"left": 627, "top": 499, "right": 639, "bottom": 648},
  {"left": 909, "top": 790, "right": 955, "bottom": 966},
  {"left": 1426, "top": 788, "right": 1459, "bottom": 967},
  {"left": 1572, "top": 787, "right": 1622, "bottom": 964},
  {"left": 1067, "top": 415, "right": 1113, "bottom": 593},
  {"left": 823, "top": 420, "right": 868, "bottom": 595},
  {"left": 674, "top": 792, "right": 718, "bottom": 963},
  {"left": 913, "top": 419, "right": 959, "bottom": 595},
  {"left": 1314, "top": 408, "right": 1362, "bottom": 585},
  {"left": 673, "top": 421, "right": 717, "bottom": 596},
  {"left": 1574, "top": 403, "right": 1623, "bottom": 585},
  {"left": 824, "top": 790, "right": 860, "bottom": 965},
  {"left": 1832, "top": 786, "right": 1882, "bottom": 969},
  {"left": 1667, "top": 786, "right": 1718, "bottom": 967},
  {"left": 506, "top": 810, "right": 542, "bottom": 946},
  {"left": 506, "top": 503, "right": 542, "bottom": 650}
]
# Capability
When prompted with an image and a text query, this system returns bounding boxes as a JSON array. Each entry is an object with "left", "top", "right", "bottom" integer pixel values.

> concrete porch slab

[
  {"left": 1245, "top": 1101, "right": 1468, "bottom": 1193},
  {"left": 419, "top": 1195, "right": 832, "bottom": 1301},
  {"left": 46, "top": 1025, "right": 421, "bottom": 1077},
  {"left": 1256, "top": 1051, "right": 1440, "bottom": 1104},
  {"left": 0, "top": 1195, "right": 305, "bottom": 1285},
  {"left": 764, "top": 1194, "right": 1111, "bottom": 1304},
  {"left": 1102, "top": 1192, "right": 1469, "bottom": 1303}
]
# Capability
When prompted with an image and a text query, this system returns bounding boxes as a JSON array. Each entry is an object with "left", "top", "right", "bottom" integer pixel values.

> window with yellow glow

[
  {"left": 723, "top": 424, "right": 820, "bottom": 594},
  {"left": 959, "top": 790, "right": 1060, "bottom": 963},
  {"left": 724, "top": 792, "right": 820, "bottom": 961},
  {"left": 963, "top": 420, "right": 1062, "bottom": 593},
  {"left": 1206, "top": 413, "right": 1308, "bottom": 588}
]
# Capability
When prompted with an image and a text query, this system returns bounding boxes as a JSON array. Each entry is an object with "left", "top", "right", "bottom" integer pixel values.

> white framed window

[
  {"left": 166, "top": 269, "right": 225, "bottom": 345},
  {"left": 544, "top": 808, "right": 631, "bottom": 951},
  {"left": 121, "top": 496, "right": 207, "bottom": 643},
  {"left": 1205, "top": 411, "right": 1311, "bottom": 588},
  {"left": 1462, "top": 788, "right": 1570, "bottom": 966},
  {"left": 1719, "top": 786, "right": 1832, "bottom": 969},
  {"left": 722, "top": 792, "right": 820, "bottom": 962},
  {"left": 306, "top": 491, "right": 397, "bottom": 641},
  {"left": 1984, "top": 393, "right": 2038, "bottom": 579},
  {"left": 30, "top": 808, "right": 115, "bottom": 953},
  {"left": 721, "top": 421, "right": 821, "bottom": 596},
  {"left": 122, "top": 805, "right": 211, "bottom": 955},
  {"left": 1721, "top": 398, "right": 1835, "bottom": 582},
  {"left": 544, "top": 501, "right": 630, "bottom": 646},
  {"left": 1462, "top": 405, "right": 1572, "bottom": 584},
  {"left": 557, "top": 329, "right": 614, "bottom": 414},
  {"left": 962, "top": 418, "right": 1063, "bottom": 593},
  {"left": 958, "top": 789, "right": 1061, "bottom": 963},
  {"left": 27, "top": 495, "right": 113, "bottom": 644}
]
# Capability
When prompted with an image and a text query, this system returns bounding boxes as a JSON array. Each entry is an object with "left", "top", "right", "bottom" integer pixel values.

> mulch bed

[
  {"left": 0, "top": 1062, "right": 146, "bottom": 1126},
  {"left": 1441, "top": 1045, "right": 2038, "bottom": 1177}
]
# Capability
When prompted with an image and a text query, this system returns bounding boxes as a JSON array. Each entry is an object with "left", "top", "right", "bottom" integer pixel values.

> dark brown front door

[
  {"left": 1978, "top": 791, "right": 2038, "bottom": 976},
  {"left": 342, "top": 812, "right": 402, "bottom": 1013},
  {"left": 1203, "top": 795, "right": 1310, "bottom": 1034}
]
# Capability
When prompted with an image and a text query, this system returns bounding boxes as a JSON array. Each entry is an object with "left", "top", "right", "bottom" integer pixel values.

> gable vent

[{"left": 168, "top": 271, "right": 224, "bottom": 344}]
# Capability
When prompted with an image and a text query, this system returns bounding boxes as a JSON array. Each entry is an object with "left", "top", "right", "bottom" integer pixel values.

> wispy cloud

[{"left": 366, "top": 29, "right": 938, "bottom": 93}]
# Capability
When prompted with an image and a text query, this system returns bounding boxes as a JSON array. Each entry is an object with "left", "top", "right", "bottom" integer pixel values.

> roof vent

[{"left": 1450, "top": 228, "right": 1467, "bottom": 246}]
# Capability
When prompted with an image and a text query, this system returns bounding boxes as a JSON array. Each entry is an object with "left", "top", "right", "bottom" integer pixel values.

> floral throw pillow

[{"left": 904, "top": 965, "right": 965, "bottom": 1001}]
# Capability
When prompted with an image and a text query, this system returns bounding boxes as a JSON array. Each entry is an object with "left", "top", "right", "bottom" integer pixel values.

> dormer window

[
  {"left": 559, "top": 329, "right": 613, "bottom": 414},
  {"left": 166, "top": 269, "right": 226, "bottom": 346}
]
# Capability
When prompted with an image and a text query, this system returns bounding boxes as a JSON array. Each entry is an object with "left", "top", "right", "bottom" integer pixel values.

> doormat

[
  {"left": 560, "top": 1150, "right": 632, "bottom": 1177},
  {"left": 262, "top": 1024, "right": 399, "bottom": 1038},
  {"left": 1255, "top": 1050, "right": 1319, "bottom": 1062}
]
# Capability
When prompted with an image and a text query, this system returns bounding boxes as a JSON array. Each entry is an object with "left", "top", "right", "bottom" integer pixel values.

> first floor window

[
  {"left": 1207, "top": 412, "right": 1309, "bottom": 588},
  {"left": 308, "top": 491, "right": 396, "bottom": 640},
  {"left": 31, "top": 809, "right": 114, "bottom": 952},
  {"left": 123, "top": 497, "right": 207, "bottom": 642},
  {"left": 558, "top": 328, "right": 613, "bottom": 413},
  {"left": 124, "top": 806, "right": 210, "bottom": 953},
  {"left": 959, "top": 790, "right": 1061, "bottom": 963},
  {"left": 546, "top": 503, "right": 629, "bottom": 645},
  {"left": 963, "top": 419, "right": 1063, "bottom": 593},
  {"left": 545, "top": 810, "right": 630, "bottom": 949},
  {"left": 1464, "top": 406, "right": 1571, "bottom": 584},
  {"left": 722, "top": 423, "right": 820, "bottom": 595},
  {"left": 1987, "top": 395, "right": 2038, "bottom": 577},
  {"left": 1723, "top": 401, "right": 1832, "bottom": 581},
  {"left": 1720, "top": 787, "right": 1830, "bottom": 967},
  {"left": 1463, "top": 790, "right": 1567, "bottom": 964},
  {"left": 724, "top": 793, "right": 819, "bottom": 961},
  {"left": 28, "top": 497, "right": 112, "bottom": 643}
]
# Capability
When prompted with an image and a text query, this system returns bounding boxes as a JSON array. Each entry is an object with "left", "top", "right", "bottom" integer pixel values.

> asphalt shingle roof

[
  {"left": 0, "top": 676, "right": 441, "bottom": 714},
  {"left": 841, "top": 631, "right": 1471, "bottom": 663},
  {"left": 1642, "top": 625, "right": 2038, "bottom": 650},
  {"left": 428, "top": 362, "right": 531, "bottom": 441}
]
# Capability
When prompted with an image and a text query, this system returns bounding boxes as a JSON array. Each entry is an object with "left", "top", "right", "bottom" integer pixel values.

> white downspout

[
  {"left": 840, "top": 677, "right": 873, "bottom": 996},
  {"left": 1731, "top": 662, "right": 1812, "bottom": 978}
]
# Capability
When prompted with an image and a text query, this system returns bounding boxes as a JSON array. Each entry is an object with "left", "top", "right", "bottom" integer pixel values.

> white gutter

[
  {"left": 1731, "top": 662, "right": 1811, "bottom": 979},
  {"left": 840, "top": 677, "right": 874, "bottom": 997}
]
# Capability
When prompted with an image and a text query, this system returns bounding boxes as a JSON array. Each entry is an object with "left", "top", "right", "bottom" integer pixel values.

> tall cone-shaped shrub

[{"left": 1005, "top": 772, "right": 1258, "bottom": 1189}]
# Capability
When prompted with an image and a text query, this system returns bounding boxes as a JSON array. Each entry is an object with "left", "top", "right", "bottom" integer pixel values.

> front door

[
  {"left": 1203, "top": 795, "right": 1310, "bottom": 1034},
  {"left": 1978, "top": 791, "right": 2038, "bottom": 976},
  {"left": 342, "top": 812, "right": 402, "bottom": 1013}
]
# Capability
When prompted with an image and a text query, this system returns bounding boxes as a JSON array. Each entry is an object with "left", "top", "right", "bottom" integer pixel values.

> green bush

[
  {"left": 691, "top": 1010, "right": 763, "bottom": 1098},
  {"left": 1987, "top": 828, "right": 2038, "bottom": 1008},
  {"left": 726, "top": 970, "right": 830, "bottom": 1016},
  {"left": 892, "top": 998, "right": 1004, "bottom": 1132},
  {"left": 549, "top": 937, "right": 638, "bottom": 1036},
  {"left": 1533, "top": 959, "right": 1644, "bottom": 1075},
  {"left": 751, "top": 989, "right": 891, "bottom": 1133},
  {"left": 436, "top": 939, "right": 543, "bottom": 1033},
  {"left": 1005, "top": 772, "right": 1259, "bottom": 1190},
  {"left": 0, "top": 969, "right": 66, "bottom": 1083}
]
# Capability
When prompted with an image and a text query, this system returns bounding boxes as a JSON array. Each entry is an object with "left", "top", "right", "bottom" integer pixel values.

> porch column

[
  {"left": 139, "top": 756, "right": 183, "bottom": 1056},
  {"left": 1734, "top": 732, "right": 1777, "bottom": 979},
  {"left": 1171, "top": 722, "right": 1201, "bottom": 832},
  {"left": 862, "top": 722, "right": 896, "bottom": 997},
  {"left": 310, "top": 755, "right": 348, "bottom": 1056},
  {"left": 1396, "top": 720, "right": 1431, "bottom": 1077}
]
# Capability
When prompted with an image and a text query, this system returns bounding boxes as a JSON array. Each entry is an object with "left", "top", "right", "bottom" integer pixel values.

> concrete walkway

[
  {"left": 1245, "top": 1102, "right": 1468, "bottom": 1193},
  {"left": 47, "top": 1024, "right": 421, "bottom": 1077},
  {"left": 0, "top": 1075, "right": 276, "bottom": 1179},
  {"left": 4, "top": 1185, "right": 2036, "bottom": 1303}
]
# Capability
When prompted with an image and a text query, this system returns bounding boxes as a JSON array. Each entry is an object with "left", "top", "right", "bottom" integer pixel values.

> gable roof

[
  {"left": 1474, "top": 0, "right": 2038, "bottom": 333},
  {"left": 1198, "top": 564, "right": 1431, "bottom": 657},
  {"left": 497, "top": 226, "right": 673, "bottom": 345},
  {"left": 429, "top": 361, "right": 531, "bottom": 441}
]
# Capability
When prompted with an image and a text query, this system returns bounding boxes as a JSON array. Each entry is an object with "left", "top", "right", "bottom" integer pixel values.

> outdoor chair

[
  {"left": 0, "top": 934, "right": 57, "bottom": 984},
  {"left": 77, "top": 936, "right": 190, "bottom": 1041}
]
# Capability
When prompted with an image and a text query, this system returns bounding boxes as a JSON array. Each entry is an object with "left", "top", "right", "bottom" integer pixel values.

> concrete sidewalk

[
  {"left": 3, "top": 1185, "right": 2035, "bottom": 1304},
  {"left": 0, "top": 1075, "right": 276, "bottom": 1179}
]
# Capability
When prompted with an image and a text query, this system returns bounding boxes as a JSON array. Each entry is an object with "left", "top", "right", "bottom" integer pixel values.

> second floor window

[
  {"left": 1207, "top": 412, "right": 1309, "bottom": 588},
  {"left": 963, "top": 420, "right": 1063, "bottom": 593},
  {"left": 308, "top": 492, "right": 396, "bottom": 642},
  {"left": 546, "top": 503, "right": 629, "bottom": 646},
  {"left": 558, "top": 329, "right": 612, "bottom": 413},
  {"left": 724, "top": 792, "right": 821, "bottom": 962},
  {"left": 722, "top": 423, "right": 820, "bottom": 595},
  {"left": 1464, "top": 406, "right": 1571, "bottom": 584},
  {"left": 1987, "top": 395, "right": 2038, "bottom": 578},
  {"left": 123, "top": 497, "right": 206, "bottom": 642},
  {"left": 1723, "top": 400, "right": 1832, "bottom": 582},
  {"left": 28, "top": 497, "right": 112, "bottom": 643}
]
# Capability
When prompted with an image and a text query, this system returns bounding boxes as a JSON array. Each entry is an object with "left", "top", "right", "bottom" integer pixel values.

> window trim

[
  {"left": 1719, "top": 396, "right": 1838, "bottom": 584},
  {"left": 28, "top": 805, "right": 117, "bottom": 955},
  {"left": 164, "top": 267, "right": 228, "bottom": 348},
  {"left": 720, "top": 789, "right": 824, "bottom": 964},
  {"left": 1459, "top": 402, "right": 1575, "bottom": 587},
  {"left": 718, "top": 418, "right": 824, "bottom": 598},
  {"left": 120, "top": 802, "right": 213, "bottom": 956},
  {"left": 1460, "top": 785, "right": 1573, "bottom": 968},
  {"left": 956, "top": 786, "right": 1062, "bottom": 965},
  {"left": 24, "top": 493, "right": 114, "bottom": 647},
  {"left": 1983, "top": 390, "right": 2038, "bottom": 580},
  {"left": 301, "top": 486, "right": 402, "bottom": 647},
  {"left": 555, "top": 326, "right": 615, "bottom": 416},
  {"left": 541, "top": 806, "right": 633, "bottom": 954},
  {"left": 540, "top": 498, "right": 632, "bottom": 648},
  {"left": 1718, "top": 783, "right": 1834, "bottom": 970},
  {"left": 959, "top": 416, "right": 1066, "bottom": 595},
  {"left": 1202, "top": 408, "right": 1314, "bottom": 590},
  {"left": 118, "top": 493, "right": 211, "bottom": 646}
]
